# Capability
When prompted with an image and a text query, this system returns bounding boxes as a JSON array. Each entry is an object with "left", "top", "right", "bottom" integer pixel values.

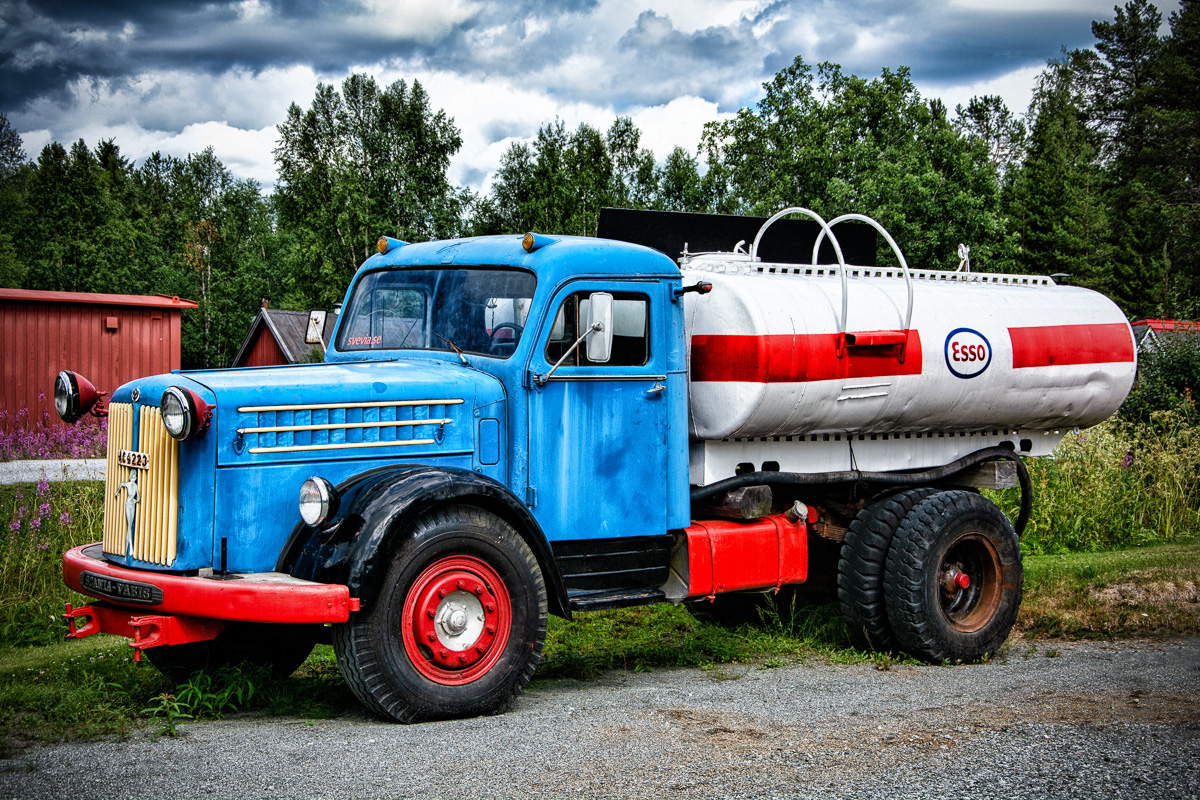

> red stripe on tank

[
  {"left": 1008, "top": 323, "right": 1135, "bottom": 368},
  {"left": 691, "top": 331, "right": 922, "bottom": 383}
]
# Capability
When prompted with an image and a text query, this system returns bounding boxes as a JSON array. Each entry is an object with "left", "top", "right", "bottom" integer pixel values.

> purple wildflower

[
  {"left": 59, "top": 511, "right": 71, "bottom": 525},
  {"left": 36, "top": 478, "right": 49, "bottom": 496},
  {"left": 30, "top": 517, "right": 41, "bottom": 531},
  {"left": 1121, "top": 451, "right": 1134, "bottom": 469},
  {"left": 39, "top": 502, "right": 50, "bottom": 516},
  {"left": 8, "top": 519, "right": 18, "bottom": 532}
]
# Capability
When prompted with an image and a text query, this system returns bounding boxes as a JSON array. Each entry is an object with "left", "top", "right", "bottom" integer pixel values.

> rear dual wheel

[
  {"left": 837, "top": 488, "right": 940, "bottom": 651},
  {"left": 884, "top": 491, "right": 1023, "bottom": 663},
  {"left": 333, "top": 506, "right": 548, "bottom": 723}
]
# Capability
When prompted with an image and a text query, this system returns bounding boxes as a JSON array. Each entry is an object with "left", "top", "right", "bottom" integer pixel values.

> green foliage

[
  {"left": 274, "top": 74, "right": 466, "bottom": 309},
  {"left": 702, "top": 58, "right": 1009, "bottom": 271},
  {"left": 0, "top": 480, "right": 104, "bottom": 647},
  {"left": 1004, "top": 56, "right": 1110, "bottom": 289},
  {"left": 471, "top": 116, "right": 708, "bottom": 237},
  {"left": 143, "top": 692, "right": 191, "bottom": 737},
  {"left": 988, "top": 417, "right": 1200, "bottom": 554},
  {"left": 1119, "top": 331, "right": 1200, "bottom": 424}
]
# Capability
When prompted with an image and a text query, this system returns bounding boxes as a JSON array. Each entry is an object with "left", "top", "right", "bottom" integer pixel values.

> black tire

[
  {"left": 332, "top": 505, "right": 548, "bottom": 723},
  {"left": 146, "top": 623, "right": 315, "bottom": 683},
  {"left": 884, "top": 491, "right": 1023, "bottom": 663},
  {"left": 685, "top": 588, "right": 798, "bottom": 627},
  {"left": 837, "top": 488, "right": 940, "bottom": 652}
]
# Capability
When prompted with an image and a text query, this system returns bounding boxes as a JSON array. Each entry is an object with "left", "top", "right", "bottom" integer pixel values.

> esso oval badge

[{"left": 945, "top": 328, "right": 992, "bottom": 379}]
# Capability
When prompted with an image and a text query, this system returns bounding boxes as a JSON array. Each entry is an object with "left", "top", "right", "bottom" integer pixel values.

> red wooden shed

[
  {"left": 232, "top": 306, "right": 338, "bottom": 368},
  {"left": 0, "top": 288, "right": 197, "bottom": 431}
]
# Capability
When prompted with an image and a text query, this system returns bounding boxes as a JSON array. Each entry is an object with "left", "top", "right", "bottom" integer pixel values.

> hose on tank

[{"left": 689, "top": 445, "right": 1032, "bottom": 537}]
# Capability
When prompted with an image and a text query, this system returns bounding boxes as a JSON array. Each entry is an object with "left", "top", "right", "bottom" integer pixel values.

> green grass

[
  {"left": 1018, "top": 539, "right": 1200, "bottom": 639},
  {"left": 0, "top": 481, "right": 104, "bottom": 646},
  {"left": 0, "top": 540, "right": 1197, "bottom": 741},
  {"left": 537, "top": 595, "right": 879, "bottom": 681},
  {"left": 0, "top": 640, "right": 355, "bottom": 744}
]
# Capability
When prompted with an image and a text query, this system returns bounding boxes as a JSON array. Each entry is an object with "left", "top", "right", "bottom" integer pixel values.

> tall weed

[
  {"left": 992, "top": 414, "right": 1200, "bottom": 554},
  {"left": 0, "top": 479, "right": 104, "bottom": 646},
  {"left": 0, "top": 399, "right": 107, "bottom": 462}
]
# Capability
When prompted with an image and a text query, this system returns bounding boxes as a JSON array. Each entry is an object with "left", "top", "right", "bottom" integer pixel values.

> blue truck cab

[
  {"left": 61, "top": 232, "right": 708, "bottom": 721},
  {"left": 60, "top": 215, "right": 1038, "bottom": 722}
]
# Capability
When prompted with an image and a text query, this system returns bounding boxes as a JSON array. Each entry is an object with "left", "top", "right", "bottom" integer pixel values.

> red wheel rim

[
  {"left": 938, "top": 532, "right": 1003, "bottom": 633},
  {"left": 400, "top": 555, "right": 512, "bottom": 685}
]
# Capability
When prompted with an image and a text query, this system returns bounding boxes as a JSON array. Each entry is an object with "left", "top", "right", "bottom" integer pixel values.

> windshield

[{"left": 337, "top": 267, "right": 537, "bottom": 358}]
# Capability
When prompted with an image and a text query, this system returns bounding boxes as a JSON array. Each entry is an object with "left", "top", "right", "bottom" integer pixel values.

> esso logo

[{"left": 945, "top": 328, "right": 992, "bottom": 379}]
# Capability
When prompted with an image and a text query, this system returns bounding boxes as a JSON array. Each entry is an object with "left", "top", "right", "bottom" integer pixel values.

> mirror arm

[{"left": 535, "top": 323, "right": 602, "bottom": 386}]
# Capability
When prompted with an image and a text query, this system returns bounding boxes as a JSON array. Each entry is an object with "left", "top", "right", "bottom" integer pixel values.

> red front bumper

[{"left": 62, "top": 543, "right": 359, "bottom": 654}]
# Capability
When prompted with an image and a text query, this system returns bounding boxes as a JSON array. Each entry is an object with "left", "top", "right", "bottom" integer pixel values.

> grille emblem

[
  {"left": 131, "top": 387, "right": 141, "bottom": 402},
  {"left": 115, "top": 470, "right": 140, "bottom": 554}
]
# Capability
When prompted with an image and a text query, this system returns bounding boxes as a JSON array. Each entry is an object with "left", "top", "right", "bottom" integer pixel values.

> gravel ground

[
  {"left": 2, "top": 637, "right": 1197, "bottom": 800},
  {"left": 0, "top": 459, "right": 105, "bottom": 484}
]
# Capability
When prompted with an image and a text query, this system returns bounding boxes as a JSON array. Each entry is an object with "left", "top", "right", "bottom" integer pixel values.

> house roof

[
  {"left": 232, "top": 308, "right": 339, "bottom": 366},
  {"left": 0, "top": 288, "right": 198, "bottom": 308},
  {"left": 1130, "top": 318, "right": 1200, "bottom": 333}
]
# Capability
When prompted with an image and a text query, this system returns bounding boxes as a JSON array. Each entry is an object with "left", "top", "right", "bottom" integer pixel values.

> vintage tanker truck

[{"left": 56, "top": 207, "right": 1136, "bottom": 722}]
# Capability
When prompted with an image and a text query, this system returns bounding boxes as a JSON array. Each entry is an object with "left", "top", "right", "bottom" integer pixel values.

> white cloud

[
  {"left": 17, "top": 129, "right": 52, "bottom": 159},
  {"left": 355, "top": 0, "right": 483, "bottom": 43},
  {"left": 235, "top": 0, "right": 272, "bottom": 22},
  {"left": 639, "top": 0, "right": 766, "bottom": 33},
  {"left": 631, "top": 96, "right": 730, "bottom": 159},
  {"left": 949, "top": 0, "right": 1114, "bottom": 11},
  {"left": 917, "top": 63, "right": 1047, "bottom": 119}
]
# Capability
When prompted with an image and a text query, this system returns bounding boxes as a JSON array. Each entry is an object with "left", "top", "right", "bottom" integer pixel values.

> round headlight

[
  {"left": 161, "top": 387, "right": 192, "bottom": 440},
  {"left": 53, "top": 371, "right": 101, "bottom": 423},
  {"left": 54, "top": 371, "right": 75, "bottom": 420},
  {"left": 299, "top": 477, "right": 338, "bottom": 528}
]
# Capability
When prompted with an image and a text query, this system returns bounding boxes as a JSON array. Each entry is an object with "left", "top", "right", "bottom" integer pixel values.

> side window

[{"left": 545, "top": 291, "right": 649, "bottom": 367}]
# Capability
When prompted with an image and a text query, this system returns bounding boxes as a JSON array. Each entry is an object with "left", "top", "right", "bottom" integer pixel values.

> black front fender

[{"left": 278, "top": 465, "right": 570, "bottom": 619}]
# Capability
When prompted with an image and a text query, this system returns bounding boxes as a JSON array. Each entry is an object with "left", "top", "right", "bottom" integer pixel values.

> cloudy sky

[{"left": 0, "top": 0, "right": 1152, "bottom": 193}]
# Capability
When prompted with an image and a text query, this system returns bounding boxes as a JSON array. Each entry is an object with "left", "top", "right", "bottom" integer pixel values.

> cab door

[{"left": 525, "top": 281, "right": 669, "bottom": 542}]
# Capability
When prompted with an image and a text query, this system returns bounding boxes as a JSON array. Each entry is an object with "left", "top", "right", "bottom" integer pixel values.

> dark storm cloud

[
  {"left": 0, "top": 0, "right": 1122, "bottom": 127},
  {"left": 0, "top": 0, "right": 473, "bottom": 109}
]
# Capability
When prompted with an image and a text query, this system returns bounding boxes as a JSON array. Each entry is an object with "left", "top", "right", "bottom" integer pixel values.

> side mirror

[{"left": 586, "top": 292, "right": 613, "bottom": 363}]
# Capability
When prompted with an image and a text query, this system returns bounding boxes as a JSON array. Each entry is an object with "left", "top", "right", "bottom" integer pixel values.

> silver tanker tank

[{"left": 681, "top": 209, "right": 1136, "bottom": 484}]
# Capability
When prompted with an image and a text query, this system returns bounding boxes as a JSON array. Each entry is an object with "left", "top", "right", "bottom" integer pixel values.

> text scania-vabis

[{"left": 57, "top": 208, "right": 1136, "bottom": 722}]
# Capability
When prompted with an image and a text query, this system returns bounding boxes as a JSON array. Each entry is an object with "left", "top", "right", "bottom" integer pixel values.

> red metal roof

[
  {"left": 1130, "top": 318, "right": 1200, "bottom": 332},
  {"left": 0, "top": 288, "right": 198, "bottom": 309}
]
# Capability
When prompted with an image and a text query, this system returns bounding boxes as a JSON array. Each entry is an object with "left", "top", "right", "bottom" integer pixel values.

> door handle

[{"left": 646, "top": 382, "right": 665, "bottom": 395}]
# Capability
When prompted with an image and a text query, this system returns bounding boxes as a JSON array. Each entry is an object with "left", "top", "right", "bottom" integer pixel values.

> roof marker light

[
  {"left": 377, "top": 236, "right": 408, "bottom": 255},
  {"left": 522, "top": 232, "right": 557, "bottom": 253}
]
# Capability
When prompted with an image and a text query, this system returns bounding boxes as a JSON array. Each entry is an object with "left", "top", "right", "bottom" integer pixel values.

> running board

[{"left": 568, "top": 587, "right": 666, "bottom": 612}]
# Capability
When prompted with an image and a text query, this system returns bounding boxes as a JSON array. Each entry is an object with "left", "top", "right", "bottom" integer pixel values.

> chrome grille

[
  {"left": 236, "top": 399, "right": 462, "bottom": 454},
  {"left": 102, "top": 402, "right": 180, "bottom": 566}
]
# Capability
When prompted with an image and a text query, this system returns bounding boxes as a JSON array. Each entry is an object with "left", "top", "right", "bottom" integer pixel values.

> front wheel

[
  {"left": 333, "top": 505, "right": 548, "bottom": 723},
  {"left": 884, "top": 491, "right": 1023, "bottom": 663}
]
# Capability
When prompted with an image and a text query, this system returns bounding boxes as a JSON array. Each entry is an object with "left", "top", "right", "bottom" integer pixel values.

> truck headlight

[
  {"left": 299, "top": 477, "right": 338, "bottom": 528},
  {"left": 161, "top": 386, "right": 213, "bottom": 441},
  {"left": 54, "top": 371, "right": 102, "bottom": 423}
]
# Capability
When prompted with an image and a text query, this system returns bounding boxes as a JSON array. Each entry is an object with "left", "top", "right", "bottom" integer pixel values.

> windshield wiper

[{"left": 434, "top": 333, "right": 470, "bottom": 366}]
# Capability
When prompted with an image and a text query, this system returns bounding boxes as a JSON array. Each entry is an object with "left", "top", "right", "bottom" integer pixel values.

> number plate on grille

[{"left": 117, "top": 450, "right": 150, "bottom": 469}]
